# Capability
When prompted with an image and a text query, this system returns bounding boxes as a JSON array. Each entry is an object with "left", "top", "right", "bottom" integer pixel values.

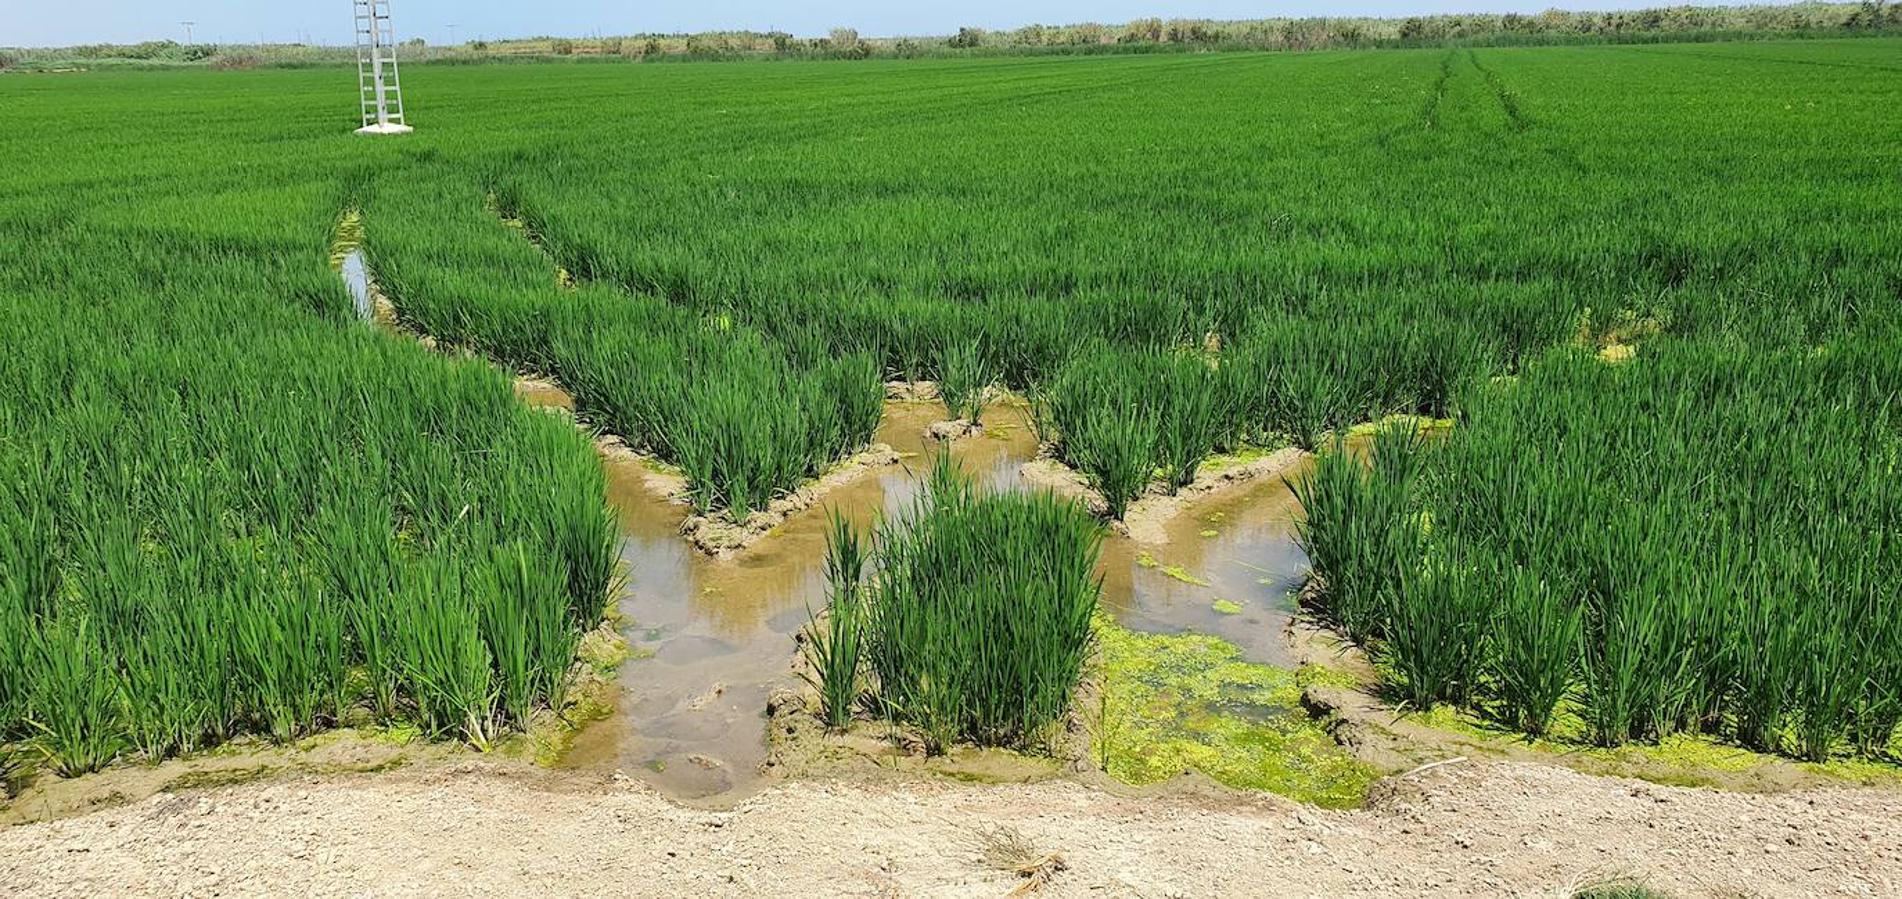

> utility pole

[
  {"left": 447, "top": 23, "right": 460, "bottom": 47},
  {"left": 181, "top": 21, "right": 196, "bottom": 43}
]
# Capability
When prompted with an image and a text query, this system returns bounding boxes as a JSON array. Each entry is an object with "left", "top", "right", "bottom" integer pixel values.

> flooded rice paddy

[{"left": 541, "top": 392, "right": 1313, "bottom": 802}]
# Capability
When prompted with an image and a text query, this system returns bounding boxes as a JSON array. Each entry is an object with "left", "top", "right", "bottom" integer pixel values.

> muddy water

[
  {"left": 557, "top": 401, "right": 1038, "bottom": 802},
  {"left": 1100, "top": 462, "right": 1314, "bottom": 668}
]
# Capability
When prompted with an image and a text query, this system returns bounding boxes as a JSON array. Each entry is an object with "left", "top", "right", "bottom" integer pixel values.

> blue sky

[{"left": 8, "top": 0, "right": 1653, "bottom": 47}]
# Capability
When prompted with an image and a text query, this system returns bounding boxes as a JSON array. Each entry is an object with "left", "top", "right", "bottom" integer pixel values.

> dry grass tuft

[{"left": 971, "top": 824, "right": 1068, "bottom": 895}]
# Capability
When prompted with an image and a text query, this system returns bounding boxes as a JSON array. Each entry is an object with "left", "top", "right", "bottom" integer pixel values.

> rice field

[{"left": 1, "top": 37, "right": 1898, "bottom": 781}]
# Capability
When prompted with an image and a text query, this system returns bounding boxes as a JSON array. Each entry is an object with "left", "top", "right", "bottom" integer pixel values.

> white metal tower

[{"left": 354, "top": 0, "right": 413, "bottom": 134}]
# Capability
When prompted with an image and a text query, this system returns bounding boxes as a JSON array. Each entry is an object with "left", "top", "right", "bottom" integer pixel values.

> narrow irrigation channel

[{"left": 338, "top": 250, "right": 1318, "bottom": 805}]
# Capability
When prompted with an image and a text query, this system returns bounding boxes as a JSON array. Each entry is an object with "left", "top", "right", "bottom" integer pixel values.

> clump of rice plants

[
  {"left": 1486, "top": 562, "right": 1582, "bottom": 737},
  {"left": 937, "top": 340, "right": 995, "bottom": 423},
  {"left": 828, "top": 453, "right": 1103, "bottom": 753},
  {"left": 801, "top": 511, "right": 869, "bottom": 731},
  {"left": 1297, "top": 340, "right": 1902, "bottom": 762},
  {"left": 24, "top": 619, "right": 124, "bottom": 777},
  {"left": 1040, "top": 348, "right": 1235, "bottom": 518},
  {"left": 1291, "top": 422, "right": 1429, "bottom": 647},
  {"left": 0, "top": 189, "right": 622, "bottom": 778},
  {"left": 371, "top": 180, "right": 885, "bottom": 520},
  {"left": 1382, "top": 554, "right": 1492, "bottom": 709}
]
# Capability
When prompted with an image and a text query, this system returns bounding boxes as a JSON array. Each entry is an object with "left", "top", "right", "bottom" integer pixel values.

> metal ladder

[{"left": 354, "top": 0, "right": 406, "bottom": 129}]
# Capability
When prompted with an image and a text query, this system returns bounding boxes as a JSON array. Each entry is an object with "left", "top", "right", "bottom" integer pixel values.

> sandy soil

[{"left": 4, "top": 758, "right": 1897, "bottom": 898}]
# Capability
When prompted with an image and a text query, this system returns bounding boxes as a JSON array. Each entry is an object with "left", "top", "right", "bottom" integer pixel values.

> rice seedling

[
  {"left": 1382, "top": 556, "right": 1491, "bottom": 709},
  {"left": 480, "top": 543, "right": 585, "bottom": 729},
  {"left": 938, "top": 340, "right": 995, "bottom": 423},
  {"left": 394, "top": 562, "right": 500, "bottom": 749},
  {"left": 1039, "top": 350, "right": 1162, "bottom": 519},
  {"left": 25, "top": 619, "right": 124, "bottom": 777},
  {"left": 801, "top": 511, "right": 869, "bottom": 730},
  {"left": 1291, "top": 424, "right": 1429, "bottom": 645},
  {"left": 1486, "top": 563, "right": 1583, "bottom": 737}
]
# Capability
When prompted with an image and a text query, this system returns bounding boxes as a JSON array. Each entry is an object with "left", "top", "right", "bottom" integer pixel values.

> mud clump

[
  {"left": 925, "top": 419, "right": 984, "bottom": 442},
  {"left": 1019, "top": 446, "right": 1308, "bottom": 544},
  {"left": 885, "top": 380, "right": 943, "bottom": 403},
  {"left": 679, "top": 444, "right": 902, "bottom": 557}
]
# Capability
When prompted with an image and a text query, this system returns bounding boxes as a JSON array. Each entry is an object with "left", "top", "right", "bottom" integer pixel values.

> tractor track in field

[
  {"left": 1419, "top": 51, "right": 1456, "bottom": 131},
  {"left": 1467, "top": 51, "right": 1531, "bottom": 133}
]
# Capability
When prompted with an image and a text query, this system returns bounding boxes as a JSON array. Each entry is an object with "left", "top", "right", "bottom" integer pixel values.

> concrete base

[{"left": 355, "top": 123, "right": 414, "bottom": 136}]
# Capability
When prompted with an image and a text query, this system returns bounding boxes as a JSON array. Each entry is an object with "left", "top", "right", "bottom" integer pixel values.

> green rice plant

[
  {"left": 1577, "top": 579, "right": 1700, "bottom": 748},
  {"left": 0, "top": 585, "right": 30, "bottom": 743},
  {"left": 231, "top": 581, "right": 347, "bottom": 744},
  {"left": 1731, "top": 582, "right": 1799, "bottom": 753},
  {"left": 862, "top": 455, "right": 1102, "bottom": 752},
  {"left": 1791, "top": 598, "right": 1857, "bottom": 763},
  {"left": 393, "top": 563, "right": 500, "bottom": 749},
  {"left": 24, "top": 618, "right": 123, "bottom": 777},
  {"left": 938, "top": 340, "right": 995, "bottom": 423},
  {"left": 1155, "top": 355, "right": 1225, "bottom": 492},
  {"left": 1041, "top": 350, "right": 1165, "bottom": 518},
  {"left": 117, "top": 595, "right": 222, "bottom": 759},
  {"left": 801, "top": 510, "right": 869, "bottom": 730},
  {"left": 1485, "top": 562, "right": 1582, "bottom": 737},
  {"left": 321, "top": 505, "right": 405, "bottom": 723},
  {"left": 479, "top": 543, "right": 584, "bottom": 729},
  {"left": 1847, "top": 605, "right": 1902, "bottom": 758},
  {"left": 1292, "top": 425, "right": 1429, "bottom": 645},
  {"left": 1381, "top": 552, "right": 1492, "bottom": 709}
]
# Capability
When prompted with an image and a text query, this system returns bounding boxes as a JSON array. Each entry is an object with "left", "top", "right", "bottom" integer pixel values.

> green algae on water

[{"left": 1091, "top": 621, "right": 1376, "bottom": 808}]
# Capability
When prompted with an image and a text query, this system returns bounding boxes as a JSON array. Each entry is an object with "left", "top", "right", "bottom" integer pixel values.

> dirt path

[{"left": 4, "top": 760, "right": 1897, "bottom": 898}]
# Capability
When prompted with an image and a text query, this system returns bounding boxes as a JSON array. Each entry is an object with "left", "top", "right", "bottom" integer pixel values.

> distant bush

[
  {"left": 0, "top": 51, "right": 17, "bottom": 71},
  {"left": 827, "top": 27, "right": 868, "bottom": 59},
  {"left": 211, "top": 51, "right": 263, "bottom": 71},
  {"left": 121, "top": 40, "right": 178, "bottom": 60},
  {"left": 180, "top": 44, "right": 216, "bottom": 62},
  {"left": 949, "top": 26, "right": 987, "bottom": 49},
  {"left": 550, "top": 38, "right": 575, "bottom": 56}
]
